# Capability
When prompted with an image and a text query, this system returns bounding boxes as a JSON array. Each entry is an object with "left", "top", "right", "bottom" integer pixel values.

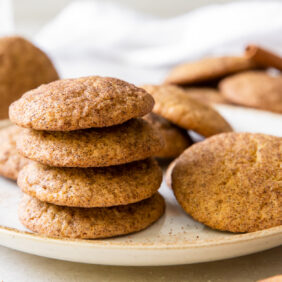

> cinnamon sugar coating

[
  {"left": 18, "top": 159, "right": 162, "bottom": 207},
  {"left": 172, "top": 133, "right": 282, "bottom": 233},
  {"left": 17, "top": 118, "right": 164, "bottom": 167},
  {"left": 19, "top": 193, "right": 165, "bottom": 239},
  {"left": 10, "top": 76, "right": 154, "bottom": 131}
]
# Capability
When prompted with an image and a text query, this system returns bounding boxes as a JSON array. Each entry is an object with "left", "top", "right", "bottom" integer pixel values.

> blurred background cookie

[
  {"left": 164, "top": 56, "right": 258, "bottom": 85},
  {"left": 219, "top": 71, "right": 282, "bottom": 113},
  {"left": 0, "top": 36, "right": 59, "bottom": 119},
  {"left": 142, "top": 84, "right": 232, "bottom": 137},
  {"left": 0, "top": 125, "right": 29, "bottom": 180},
  {"left": 144, "top": 113, "right": 192, "bottom": 159}
]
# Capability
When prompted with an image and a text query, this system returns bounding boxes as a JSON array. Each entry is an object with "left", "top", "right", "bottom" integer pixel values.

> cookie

[
  {"left": 19, "top": 193, "right": 165, "bottom": 239},
  {"left": 143, "top": 113, "right": 192, "bottom": 158},
  {"left": 17, "top": 118, "right": 164, "bottom": 167},
  {"left": 164, "top": 56, "right": 257, "bottom": 85},
  {"left": 18, "top": 158, "right": 162, "bottom": 207},
  {"left": 0, "top": 36, "right": 59, "bottom": 119},
  {"left": 142, "top": 85, "right": 232, "bottom": 137},
  {"left": 9, "top": 76, "right": 154, "bottom": 131},
  {"left": 172, "top": 132, "right": 281, "bottom": 233},
  {"left": 0, "top": 125, "right": 30, "bottom": 180},
  {"left": 219, "top": 71, "right": 282, "bottom": 113},
  {"left": 184, "top": 88, "right": 228, "bottom": 105}
]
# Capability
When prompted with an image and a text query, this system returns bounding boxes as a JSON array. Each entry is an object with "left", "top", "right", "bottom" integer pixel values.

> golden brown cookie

[
  {"left": 10, "top": 76, "right": 154, "bottom": 131},
  {"left": 17, "top": 118, "right": 164, "bottom": 167},
  {"left": 18, "top": 158, "right": 162, "bottom": 207},
  {"left": 143, "top": 113, "right": 192, "bottom": 158},
  {"left": 172, "top": 132, "right": 282, "bottom": 233},
  {"left": 142, "top": 85, "right": 232, "bottom": 137},
  {"left": 19, "top": 193, "right": 165, "bottom": 239},
  {"left": 165, "top": 56, "right": 257, "bottom": 85},
  {"left": 219, "top": 71, "right": 282, "bottom": 113},
  {"left": 184, "top": 88, "right": 228, "bottom": 105},
  {"left": 0, "top": 36, "right": 59, "bottom": 119},
  {"left": 0, "top": 125, "right": 30, "bottom": 180}
]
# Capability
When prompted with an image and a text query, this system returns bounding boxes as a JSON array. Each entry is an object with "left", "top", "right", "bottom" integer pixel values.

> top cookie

[
  {"left": 165, "top": 56, "right": 257, "bottom": 85},
  {"left": 0, "top": 36, "right": 59, "bottom": 119},
  {"left": 172, "top": 132, "right": 282, "bottom": 233},
  {"left": 142, "top": 85, "right": 232, "bottom": 137},
  {"left": 219, "top": 71, "right": 282, "bottom": 113},
  {"left": 9, "top": 76, "right": 154, "bottom": 131}
]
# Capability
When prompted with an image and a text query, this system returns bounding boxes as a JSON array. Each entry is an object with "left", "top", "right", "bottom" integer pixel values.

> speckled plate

[{"left": 0, "top": 106, "right": 281, "bottom": 266}]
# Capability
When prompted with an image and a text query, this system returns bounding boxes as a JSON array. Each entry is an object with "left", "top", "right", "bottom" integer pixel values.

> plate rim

[{"left": 1, "top": 224, "right": 281, "bottom": 250}]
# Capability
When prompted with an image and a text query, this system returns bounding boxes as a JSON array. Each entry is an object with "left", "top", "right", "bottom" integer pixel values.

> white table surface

[{"left": 0, "top": 245, "right": 281, "bottom": 281}]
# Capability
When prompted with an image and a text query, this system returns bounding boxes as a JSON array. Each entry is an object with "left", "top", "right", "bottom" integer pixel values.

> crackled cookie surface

[
  {"left": 219, "top": 71, "right": 282, "bottom": 113},
  {"left": 19, "top": 193, "right": 165, "bottom": 239},
  {"left": 165, "top": 56, "right": 257, "bottom": 85},
  {"left": 172, "top": 133, "right": 282, "bottom": 233},
  {"left": 17, "top": 118, "right": 164, "bottom": 167},
  {"left": 10, "top": 76, "right": 154, "bottom": 131},
  {"left": 142, "top": 85, "right": 232, "bottom": 137},
  {"left": 144, "top": 113, "right": 192, "bottom": 158},
  {"left": 18, "top": 159, "right": 162, "bottom": 207},
  {"left": 0, "top": 36, "right": 58, "bottom": 119},
  {"left": 0, "top": 125, "right": 30, "bottom": 180}
]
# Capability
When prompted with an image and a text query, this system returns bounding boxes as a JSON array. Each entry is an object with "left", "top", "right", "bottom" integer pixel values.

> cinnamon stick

[{"left": 245, "top": 44, "right": 282, "bottom": 71}]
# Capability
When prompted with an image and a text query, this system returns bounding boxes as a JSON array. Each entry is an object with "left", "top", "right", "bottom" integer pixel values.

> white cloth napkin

[
  {"left": 0, "top": 0, "right": 14, "bottom": 36},
  {"left": 35, "top": 0, "right": 282, "bottom": 84}
]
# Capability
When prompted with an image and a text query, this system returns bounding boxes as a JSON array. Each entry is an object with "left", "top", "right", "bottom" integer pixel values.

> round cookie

[
  {"left": 17, "top": 118, "right": 164, "bottom": 167},
  {"left": 9, "top": 76, "right": 154, "bottom": 131},
  {"left": 18, "top": 158, "right": 162, "bottom": 207},
  {"left": 142, "top": 85, "right": 232, "bottom": 137},
  {"left": 184, "top": 88, "right": 228, "bottom": 105},
  {"left": 0, "top": 125, "right": 30, "bottom": 180},
  {"left": 19, "top": 193, "right": 165, "bottom": 239},
  {"left": 219, "top": 71, "right": 282, "bottom": 113},
  {"left": 164, "top": 56, "right": 257, "bottom": 85},
  {"left": 143, "top": 113, "right": 192, "bottom": 159},
  {"left": 172, "top": 132, "right": 281, "bottom": 233},
  {"left": 0, "top": 36, "right": 59, "bottom": 119}
]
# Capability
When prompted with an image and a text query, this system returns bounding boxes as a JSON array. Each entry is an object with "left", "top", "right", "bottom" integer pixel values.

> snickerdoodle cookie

[
  {"left": 164, "top": 56, "right": 257, "bottom": 85},
  {"left": 184, "top": 88, "right": 228, "bottom": 105},
  {"left": 0, "top": 125, "right": 29, "bottom": 180},
  {"left": 18, "top": 158, "right": 162, "bottom": 207},
  {"left": 172, "top": 132, "right": 281, "bottom": 233},
  {"left": 17, "top": 118, "right": 164, "bottom": 167},
  {"left": 144, "top": 113, "right": 192, "bottom": 158},
  {"left": 9, "top": 76, "right": 154, "bottom": 131},
  {"left": 19, "top": 193, "right": 165, "bottom": 238},
  {"left": 142, "top": 85, "right": 232, "bottom": 137},
  {"left": 219, "top": 71, "right": 282, "bottom": 113},
  {"left": 0, "top": 36, "right": 58, "bottom": 119}
]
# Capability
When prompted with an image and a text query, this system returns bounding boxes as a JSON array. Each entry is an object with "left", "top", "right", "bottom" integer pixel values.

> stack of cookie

[{"left": 9, "top": 76, "right": 165, "bottom": 239}]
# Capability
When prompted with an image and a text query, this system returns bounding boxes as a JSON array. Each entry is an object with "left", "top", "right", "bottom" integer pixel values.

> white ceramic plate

[{"left": 0, "top": 105, "right": 281, "bottom": 266}]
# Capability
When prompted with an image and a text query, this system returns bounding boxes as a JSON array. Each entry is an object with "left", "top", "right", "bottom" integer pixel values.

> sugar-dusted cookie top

[
  {"left": 172, "top": 132, "right": 282, "bottom": 233},
  {"left": 142, "top": 84, "right": 232, "bottom": 137},
  {"left": 165, "top": 56, "right": 257, "bottom": 85},
  {"left": 219, "top": 71, "right": 282, "bottom": 113},
  {"left": 0, "top": 36, "right": 59, "bottom": 119},
  {"left": 10, "top": 76, "right": 154, "bottom": 131},
  {"left": 17, "top": 118, "right": 164, "bottom": 167}
]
